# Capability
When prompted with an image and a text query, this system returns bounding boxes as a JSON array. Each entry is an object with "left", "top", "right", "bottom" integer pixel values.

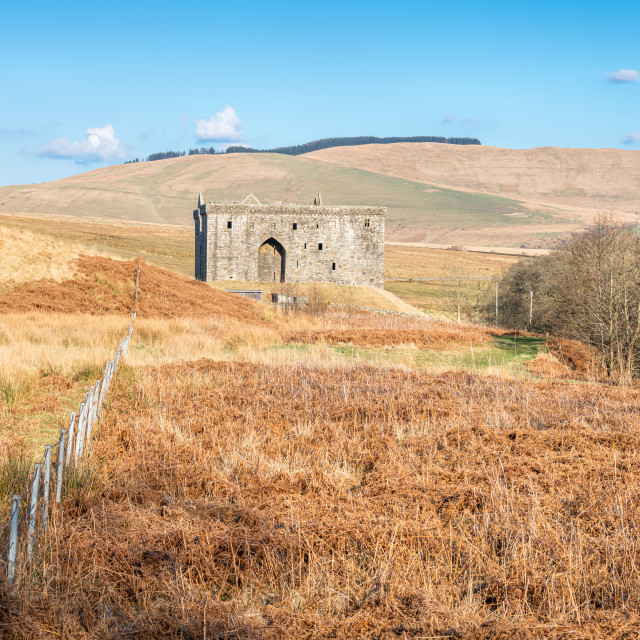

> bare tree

[
  {"left": 495, "top": 214, "right": 640, "bottom": 382},
  {"left": 556, "top": 214, "right": 640, "bottom": 381}
]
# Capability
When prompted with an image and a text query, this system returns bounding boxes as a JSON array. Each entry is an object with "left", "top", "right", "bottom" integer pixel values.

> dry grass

[
  {"left": 4, "top": 360, "right": 640, "bottom": 638},
  {"left": 384, "top": 245, "right": 521, "bottom": 282},
  {"left": 208, "top": 279, "right": 421, "bottom": 315},
  {"left": 2, "top": 248, "right": 640, "bottom": 637},
  {"left": 307, "top": 142, "right": 640, "bottom": 220},
  {"left": 0, "top": 227, "right": 84, "bottom": 291}
]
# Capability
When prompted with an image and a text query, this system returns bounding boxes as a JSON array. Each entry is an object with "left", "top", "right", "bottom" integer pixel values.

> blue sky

[{"left": 1, "top": 0, "right": 638, "bottom": 185}]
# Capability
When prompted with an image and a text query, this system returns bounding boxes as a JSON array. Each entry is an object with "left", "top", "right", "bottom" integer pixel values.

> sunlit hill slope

[{"left": 1, "top": 143, "right": 638, "bottom": 246}]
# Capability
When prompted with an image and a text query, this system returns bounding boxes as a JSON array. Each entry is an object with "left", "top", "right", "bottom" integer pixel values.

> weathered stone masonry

[{"left": 194, "top": 194, "right": 385, "bottom": 287}]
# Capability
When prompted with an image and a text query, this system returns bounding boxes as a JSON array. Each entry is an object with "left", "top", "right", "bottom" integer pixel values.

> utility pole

[{"left": 529, "top": 290, "right": 533, "bottom": 329}]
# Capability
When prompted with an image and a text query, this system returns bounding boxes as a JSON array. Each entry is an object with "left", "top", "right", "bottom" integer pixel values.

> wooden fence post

[
  {"left": 7, "top": 495, "right": 19, "bottom": 585},
  {"left": 97, "top": 371, "right": 106, "bottom": 417},
  {"left": 65, "top": 412, "right": 76, "bottom": 467},
  {"left": 86, "top": 380, "right": 100, "bottom": 446},
  {"left": 75, "top": 402, "right": 86, "bottom": 463},
  {"left": 27, "top": 463, "right": 41, "bottom": 560},
  {"left": 56, "top": 429, "right": 66, "bottom": 503},
  {"left": 42, "top": 446, "right": 51, "bottom": 529}
]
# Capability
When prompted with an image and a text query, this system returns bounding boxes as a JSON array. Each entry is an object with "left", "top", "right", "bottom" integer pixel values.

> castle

[{"left": 193, "top": 194, "right": 385, "bottom": 287}]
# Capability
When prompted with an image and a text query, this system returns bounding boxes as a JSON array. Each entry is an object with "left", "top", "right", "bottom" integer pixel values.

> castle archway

[{"left": 258, "top": 238, "right": 286, "bottom": 283}]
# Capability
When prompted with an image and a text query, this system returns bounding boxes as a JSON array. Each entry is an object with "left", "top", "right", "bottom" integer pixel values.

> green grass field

[{"left": 321, "top": 334, "right": 546, "bottom": 374}]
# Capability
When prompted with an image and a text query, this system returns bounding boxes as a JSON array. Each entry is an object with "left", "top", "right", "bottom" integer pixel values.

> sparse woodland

[{"left": 495, "top": 215, "right": 640, "bottom": 382}]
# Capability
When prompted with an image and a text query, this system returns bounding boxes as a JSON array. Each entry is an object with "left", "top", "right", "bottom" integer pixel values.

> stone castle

[{"left": 193, "top": 194, "right": 385, "bottom": 287}]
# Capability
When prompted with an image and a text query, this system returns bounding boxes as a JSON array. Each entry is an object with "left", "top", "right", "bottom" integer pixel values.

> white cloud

[
  {"left": 194, "top": 105, "right": 244, "bottom": 142},
  {"left": 622, "top": 131, "right": 640, "bottom": 145},
  {"left": 38, "top": 124, "right": 129, "bottom": 163},
  {"left": 607, "top": 69, "right": 639, "bottom": 83},
  {"left": 442, "top": 113, "right": 455, "bottom": 124}
]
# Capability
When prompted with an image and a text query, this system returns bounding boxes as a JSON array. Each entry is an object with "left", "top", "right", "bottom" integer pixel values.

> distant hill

[
  {"left": 126, "top": 135, "right": 482, "bottom": 163},
  {"left": 306, "top": 143, "right": 640, "bottom": 217},
  {"left": 1, "top": 143, "right": 638, "bottom": 247},
  {"left": 224, "top": 135, "right": 481, "bottom": 155}
]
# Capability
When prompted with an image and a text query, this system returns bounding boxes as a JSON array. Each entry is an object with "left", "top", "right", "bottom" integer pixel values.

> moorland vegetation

[{"left": 1, "top": 223, "right": 639, "bottom": 638}]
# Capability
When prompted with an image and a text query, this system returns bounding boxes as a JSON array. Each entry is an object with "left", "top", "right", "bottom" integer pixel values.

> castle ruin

[{"left": 193, "top": 194, "right": 385, "bottom": 287}]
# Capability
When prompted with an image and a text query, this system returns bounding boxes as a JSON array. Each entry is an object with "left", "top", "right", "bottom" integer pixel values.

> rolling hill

[
  {"left": 306, "top": 143, "right": 640, "bottom": 217},
  {"left": 1, "top": 143, "right": 637, "bottom": 246}
]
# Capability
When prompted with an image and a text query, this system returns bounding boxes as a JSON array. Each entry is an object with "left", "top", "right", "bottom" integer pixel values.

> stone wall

[{"left": 194, "top": 198, "right": 385, "bottom": 287}]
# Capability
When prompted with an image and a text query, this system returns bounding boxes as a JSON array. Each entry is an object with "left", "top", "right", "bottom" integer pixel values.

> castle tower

[{"left": 193, "top": 194, "right": 385, "bottom": 287}]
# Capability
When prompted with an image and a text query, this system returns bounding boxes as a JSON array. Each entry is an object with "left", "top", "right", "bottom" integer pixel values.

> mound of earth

[{"left": 0, "top": 256, "right": 262, "bottom": 323}]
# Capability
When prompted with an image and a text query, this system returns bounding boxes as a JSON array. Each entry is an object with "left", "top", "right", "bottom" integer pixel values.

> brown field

[
  {"left": 2, "top": 227, "right": 638, "bottom": 638},
  {"left": 384, "top": 244, "right": 520, "bottom": 281},
  {"left": 4, "top": 359, "right": 640, "bottom": 638}
]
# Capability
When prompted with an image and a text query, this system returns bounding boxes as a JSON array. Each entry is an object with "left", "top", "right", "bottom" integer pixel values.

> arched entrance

[{"left": 258, "top": 238, "right": 286, "bottom": 282}]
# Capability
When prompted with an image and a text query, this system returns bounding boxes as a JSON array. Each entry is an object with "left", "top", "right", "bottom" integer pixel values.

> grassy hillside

[
  {"left": 307, "top": 142, "right": 640, "bottom": 218},
  {"left": 0, "top": 214, "right": 523, "bottom": 315},
  {"left": 0, "top": 151, "right": 573, "bottom": 246}
]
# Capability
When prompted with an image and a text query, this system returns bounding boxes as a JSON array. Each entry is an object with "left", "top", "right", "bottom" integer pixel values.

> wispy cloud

[
  {"left": 38, "top": 124, "right": 130, "bottom": 163},
  {"left": 622, "top": 131, "right": 640, "bottom": 145},
  {"left": 0, "top": 126, "right": 34, "bottom": 135},
  {"left": 194, "top": 106, "right": 244, "bottom": 142},
  {"left": 442, "top": 114, "right": 477, "bottom": 125},
  {"left": 138, "top": 127, "right": 154, "bottom": 141},
  {"left": 607, "top": 69, "right": 639, "bottom": 83}
]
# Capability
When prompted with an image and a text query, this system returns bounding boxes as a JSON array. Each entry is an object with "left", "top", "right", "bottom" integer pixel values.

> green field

[{"left": 315, "top": 334, "right": 546, "bottom": 375}]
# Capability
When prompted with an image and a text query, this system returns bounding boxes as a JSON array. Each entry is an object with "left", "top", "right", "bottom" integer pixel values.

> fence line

[{"left": 1, "top": 263, "right": 141, "bottom": 586}]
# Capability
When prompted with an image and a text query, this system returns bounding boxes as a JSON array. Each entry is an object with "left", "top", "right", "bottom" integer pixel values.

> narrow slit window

[
  {"left": 293, "top": 222, "right": 297, "bottom": 230},
  {"left": 316, "top": 223, "right": 319, "bottom": 229},
  {"left": 250, "top": 221, "right": 254, "bottom": 229},
  {"left": 296, "top": 260, "right": 299, "bottom": 268},
  {"left": 318, "top": 243, "right": 323, "bottom": 250},
  {"left": 332, "top": 262, "right": 336, "bottom": 271},
  {"left": 304, "top": 243, "right": 307, "bottom": 249},
  {"left": 364, "top": 219, "right": 370, "bottom": 228},
  {"left": 227, "top": 221, "right": 232, "bottom": 229}
]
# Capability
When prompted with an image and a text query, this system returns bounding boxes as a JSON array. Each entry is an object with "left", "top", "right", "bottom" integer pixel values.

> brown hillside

[
  {"left": 307, "top": 143, "right": 640, "bottom": 217},
  {"left": 0, "top": 256, "right": 262, "bottom": 323}
]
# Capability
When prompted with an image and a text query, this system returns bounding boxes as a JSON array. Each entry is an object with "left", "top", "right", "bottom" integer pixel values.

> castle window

[
  {"left": 227, "top": 221, "right": 232, "bottom": 229},
  {"left": 332, "top": 262, "right": 336, "bottom": 271},
  {"left": 304, "top": 243, "right": 307, "bottom": 249},
  {"left": 273, "top": 223, "right": 276, "bottom": 229},
  {"left": 316, "top": 223, "right": 319, "bottom": 229},
  {"left": 318, "top": 243, "right": 323, "bottom": 251},
  {"left": 293, "top": 222, "right": 297, "bottom": 230},
  {"left": 364, "top": 219, "right": 370, "bottom": 228},
  {"left": 250, "top": 221, "right": 254, "bottom": 229},
  {"left": 296, "top": 260, "right": 299, "bottom": 268}
]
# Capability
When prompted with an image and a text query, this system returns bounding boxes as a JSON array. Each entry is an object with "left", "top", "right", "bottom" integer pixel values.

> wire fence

[{"left": 0, "top": 263, "right": 141, "bottom": 587}]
